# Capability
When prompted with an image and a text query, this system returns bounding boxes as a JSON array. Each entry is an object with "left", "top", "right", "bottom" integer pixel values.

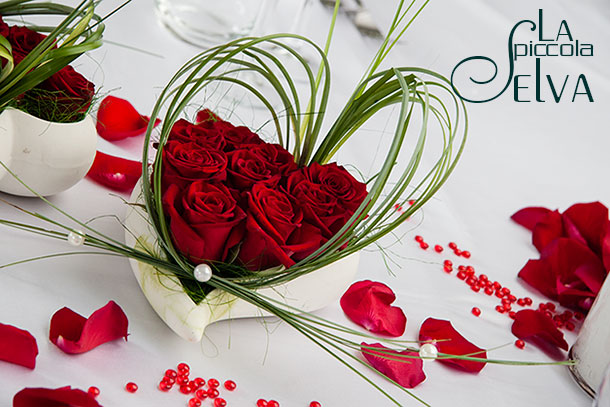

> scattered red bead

[
  {"left": 196, "top": 389, "right": 207, "bottom": 400},
  {"left": 208, "top": 388, "right": 219, "bottom": 399},
  {"left": 257, "top": 399, "right": 268, "bottom": 407},
  {"left": 193, "top": 377, "right": 205, "bottom": 388},
  {"left": 457, "top": 271, "right": 467, "bottom": 280},
  {"left": 517, "top": 298, "right": 526, "bottom": 306},
  {"left": 189, "top": 398, "right": 202, "bottom": 407},
  {"left": 224, "top": 380, "right": 237, "bottom": 391},
  {"left": 448, "top": 242, "right": 457, "bottom": 249},
  {"left": 268, "top": 401, "right": 280, "bottom": 407},
  {"left": 515, "top": 339, "right": 525, "bottom": 349},
  {"left": 420, "top": 242, "right": 429, "bottom": 250},
  {"left": 470, "top": 285, "right": 480, "bottom": 293},
  {"left": 546, "top": 302, "right": 556, "bottom": 311},
  {"left": 444, "top": 265, "right": 453, "bottom": 273},
  {"left": 178, "top": 362, "right": 190, "bottom": 375},
  {"left": 471, "top": 307, "right": 481, "bottom": 317},
  {"left": 565, "top": 321, "right": 576, "bottom": 331},
  {"left": 457, "top": 265, "right": 466, "bottom": 272},
  {"left": 159, "top": 381, "right": 172, "bottom": 392},
  {"left": 508, "top": 311, "right": 516, "bottom": 320},
  {"left": 415, "top": 235, "right": 424, "bottom": 243},
  {"left": 495, "top": 305, "right": 505, "bottom": 314},
  {"left": 163, "top": 376, "right": 176, "bottom": 385},
  {"left": 177, "top": 375, "right": 189, "bottom": 385},
  {"left": 444, "top": 259, "right": 453, "bottom": 267},
  {"left": 495, "top": 290, "right": 504, "bottom": 298},
  {"left": 165, "top": 369, "right": 177, "bottom": 378},
  {"left": 462, "top": 250, "right": 471, "bottom": 258},
  {"left": 454, "top": 249, "right": 462, "bottom": 256},
  {"left": 87, "top": 387, "right": 100, "bottom": 397},
  {"left": 181, "top": 384, "right": 193, "bottom": 394},
  {"left": 524, "top": 297, "right": 533, "bottom": 306},
  {"left": 434, "top": 245, "right": 444, "bottom": 253},
  {"left": 208, "top": 378, "right": 219, "bottom": 388},
  {"left": 125, "top": 382, "right": 138, "bottom": 393},
  {"left": 310, "top": 402, "right": 322, "bottom": 407},
  {"left": 484, "top": 286, "right": 494, "bottom": 296},
  {"left": 465, "top": 265, "right": 475, "bottom": 274},
  {"left": 492, "top": 281, "right": 501, "bottom": 290},
  {"left": 214, "top": 399, "right": 227, "bottom": 407}
]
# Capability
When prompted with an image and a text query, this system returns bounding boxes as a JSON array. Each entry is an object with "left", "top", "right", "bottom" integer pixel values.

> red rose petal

[
  {"left": 511, "top": 207, "right": 551, "bottom": 231},
  {"left": 13, "top": 386, "right": 101, "bottom": 407},
  {"left": 340, "top": 280, "right": 406, "bottom": 337},
  {"left": 511, "top": 310, "right": 569, "bottom": 351},
  {"left": 418, "top": 318, "right": 487, "bottom": 373},
  {"left": 86, "top": 151, "right": 142, "bottom": 192},
  {"left": 96, "top": 95, "right": 160, "bottom": 141},
  {"left": 532, "top": 210, "right": 563, "bottom": 252},
  {"left": 49, "top": 301, "right": 128, "bottom": 354},
  {"left": 195, "top": 109, "right": 222, "bottom": 124},
  {"left": 361, "top": 342, "right": 425, "bottom": 388},
  {"left": 0, "top": 323, "right": 38, "bottom": 369},
  {"left": 563, "top": 202, "right": 609, "bottom": 255},
  {"left": 603, "top": 223, "right": 610, "bottom": 271}
]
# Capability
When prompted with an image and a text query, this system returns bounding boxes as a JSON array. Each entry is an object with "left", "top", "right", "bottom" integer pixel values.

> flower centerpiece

[{"left": 0, "top": 0, "right": 103, "bottom": 196}]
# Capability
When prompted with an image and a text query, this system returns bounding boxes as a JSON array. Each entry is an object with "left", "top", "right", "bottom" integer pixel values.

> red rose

[
  {"left": 163, "top": 181, "right": 246, "bottom": 263},
  {"left": 162, "top": 141, "right": 227, "bottom": 191},
  {"left": 36, "top": 65, "right": 95, "bottom": 115},
  {"left": 250, "top": 143, "right": 297, "bottom": 177},
  {"left": 227, "top": 149, "right": 282, "bottom": 190},
  {"left": 7, "top": 26, "right": 46, "bottom": 65},
  {"left": 168, "top": 118, "right": 226, "bottom": 151},
  {"left": 304, "top": 162, "right": 367, "bottom": 212},
  {"left": 222, "top": 125, "right": 264, "bottom": 151},
  {"left": 238, "top": 184, "right": 322, "bottom": 270},
  {"left": 0, "top": 16, "right": 9, "bottom": 38}
]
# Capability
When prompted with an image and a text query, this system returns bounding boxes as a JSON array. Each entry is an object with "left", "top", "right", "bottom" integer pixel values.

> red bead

[
  {"left": 466, "top": 277, "right": 476, "bottom": 286},
  {"left": 193, "top": 377, "right": 205, "bottom": 388},
  {"left": 492, "top": 281, "right": 501, "bottom": 290},
  {"left": 509, "top": 311, "right": 516, "bottom": 320},
  {"left": 503, "top": 303, "right": 512, "bottom": 312},
  {"left": 508, "top": 295, "right": 517, "bottom": 303},
  {"left": 207, "top": 388, "right": 219, "bottom": 399},
  {"left": 268, "top": 401, "right": 280, "bottom": 407},
  {"left": 484, "top": 286, "right": 494, "bottom": 296},
  {"left": 180, "top": 384, "right": 193, "bottom": 394},
  {"left": 434, "top": 245, "right": 444, "bottom": 253},
  {"left": 125, "top": 382, "right": 138, "bottom": 393},
  {"left": 420, "top": 242, "right": 429, "bottom": 250},
  {"left": 188, "top": 380, "right": 198, "bottom": 389},
  {"left": 444, "top": 260, "right": 453, "bottom": 267},
  {"left": 515, "top": 339, "right": 525, "bottom": 349},
  {"left": 502, "top": 298, "right": 511, "bottom": 306},
  {"left": 471, "top": 307, "right": 481, "bottom": 317},
  {"left": 565, "top": 321, "right": 575, "bottom": 331},
  {"left": 457, "top": 271, "right": 467, "bottom": 280},
  {"left": 546, "top": 302, "right": 556, "bottom": 311},
  {"left": 158, "top": 381, "right": 172, "bottom": 392},
  {"left": 457, "top": 265, "right": 466, "bottom": 272},
  {"left": 448, "top": 242, "right": 457, "bottom": 249},
  {"left": 524, "top": 297, "right": 533, "bottom": 306},
  {"left": 555, "top": 320, "right": 564, "bottom": 328},
  {"left": 415, "top": 235, "right": 424, "bottom": 243},
  {"left": 178, "top": 362, "right": 190, "bottom": 375},
  {"left": 163, "top": 376, "right": 176, "bottom": 385},
  {"left": 478, "top": 274, "right": 488, "bottom": 282},
  {"left": 517, "top": 298, "right": 526, "bottom": 306},
  {"left": 454, "top": 249, "right": 462, "bottom": 256},
  {"left": 470, "top": 284, "right": 480, "bottom": 293},
  {"left": 196, "top": 389, "right": 207, "bottom": 400},
  {"left": 87, "top": 387, "right": 100, "bottom": 397},
  {"left": 462, "top": 250, "right": 471, "bottom": 258},
  {"left": 501, "top": 287, "right": 510, "bottom": 296},
  {"left": 257, "top": 400, "right": 268, "bottom": 407},
  {"left": 544, "top": 310, "right": 553, "bottom": 318},
  {"left": 465, "top": 265, "right": 475, "bottom": 275},
  {"left": 208, "top": 378, "right": 219, "bottom": 388},
  {"left": 574, "top": 311, "right": 584, "bottom": 320},
  {"left": 310, "top": 402, "right": 322, "bottom": 407},
  {"left": 443, "top": 265, "right": 453, "bottom": 273},
  {"left": 563, "top": 310, "right": 573, "bottom": 320},
  {"left": 495, "top": 290, "right": 504, "bottom": 298},
  {"left": 177, "top": 375, "right": 189, "bottom": 385},
  {"left": 495, "top": 305, "right": 505, "bottom": 314},
  {"left": 224, "top": 380, "right": 236, "bottom": 391},
  {"left": 189, "top": 398, "right": 202, "bottom": 407},
  {"left": 214, "top": 399, "right": 227, "bottom": 407},
  {"left": 165, "top": 369, "right": 177, "bottom": 378}
]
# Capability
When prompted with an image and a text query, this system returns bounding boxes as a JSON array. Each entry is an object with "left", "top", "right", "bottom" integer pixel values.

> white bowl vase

[
  {"left": 0, "top": 108, "right": 97, "bottom": 197},
  {"left": 124, "top": 180, "right": 361, "bottom": 342}
]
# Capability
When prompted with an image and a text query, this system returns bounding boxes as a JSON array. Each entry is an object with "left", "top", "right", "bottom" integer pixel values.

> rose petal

[
  {"left": 361, "top": 342, "right": 425, "bottom": 388},
  {"left": 49, "top": 301, "right": 128, "bottom": 354},
  {"left": 340, "top": 280, "right": 406, "bottom": 337},
  {"left": 532, "top": 210, "right": 563, "bottom": 252},
  {"left": 511, "top": 207, "right": 551, "bottom": 230},
  {"left": 603, "top": 223, "right": 610, "bottom": 271},
  {"left": 0, "top": 323, "right": 38, "bottom": 369},
  {"left": 96, "top": 95, "right": 160, "bottom": 141},
  {"left": 511, "top": 310, "right": 569, "bottom": 351},
  {"left": 13, "top": 386, "right": 101, "bottom": 407},
  {"left": 195, "top": 109, "right": 221, "bottom": 124},
  {"left": 86, "top": 151, "right": 142, "bottom": 192},
  {"left": 419, "top": 318, "right": 487, "bottom": 373},
  {"left": 563, "top": 202, "right": 609, "bottom": 255}
]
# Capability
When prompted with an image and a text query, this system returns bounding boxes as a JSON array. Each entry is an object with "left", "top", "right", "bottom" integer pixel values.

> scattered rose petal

[
  {"left": 86, "top": 151, "right": 142, "bottom": 192},
  {"left": 563, "top": 202, "right": 609, "bottom": 256},
  {"left": 361, "top": 342, "right": 425, "bottom": 388},
  {"left": 49, "top": 301, "right": 128, "bottom": 354},
  {"left": 419, "top": 318, "right": 487, "bottom": 373},
  {"left": 13, "top": 386, "right": 101, "bottom": 407},
  {"left": 511, "top": 207, "right": 552, "bottom": 230},
  {"left": 340, "top": 280, "right": 406, "bottom": 337},
  {"left": 511, "top": 310, "right": 569, "bottom": 351},
  {"left": 0, "top": 323, "right": 38, "bottom": 369},
  {"left": 531, "top": 210, "right": 563, "bottom": 252},
  {"left": 96, "top": 95, "right": 159, "bottom": 141}
]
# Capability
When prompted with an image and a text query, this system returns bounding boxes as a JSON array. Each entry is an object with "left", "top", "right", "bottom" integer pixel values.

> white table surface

[{"left": 1, "top": 0, "right": 608, "bottom": 406}]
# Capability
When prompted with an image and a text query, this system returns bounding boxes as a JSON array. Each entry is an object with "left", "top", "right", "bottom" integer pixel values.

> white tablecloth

[{"left": 1, "top": 0, "right": 608, "bottom": 405}]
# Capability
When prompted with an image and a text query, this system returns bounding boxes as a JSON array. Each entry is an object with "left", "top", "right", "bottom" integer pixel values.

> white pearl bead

[
  {"left": 193, "top": 263, "right": 213, "bottom": 282},
  {"left": 419, "top": 343, "right": 438, "bottom": 359},
  {"left": 67, "top": 230, "right": 85, "bottom": 246}
]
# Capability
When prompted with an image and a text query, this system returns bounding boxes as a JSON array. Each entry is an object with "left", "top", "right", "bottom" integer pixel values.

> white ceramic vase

[
  {"left": 0, "top": 108, "right": 97, "bottom": 197},
  {"left": 124, "top": 180, "right": 361, "bottom": 342},
  {"left": 570, "top": 274, "right": 610, "bottom": 397}
]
